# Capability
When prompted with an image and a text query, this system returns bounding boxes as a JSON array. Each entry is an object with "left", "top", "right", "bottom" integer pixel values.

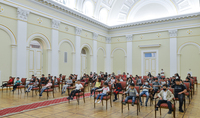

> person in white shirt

[
  {"left": 127, "top": 73, "right": 130, "bottom": 78},
  {"left": 155, "top": 84, "right": 174, "bottom": 114},
  {"left": 160, "top": 69, "right": 165, "bottom": 76},
  {"left": 67, "top": 80, "right": 83, "bottom": 100},
  {"left": 95, "top": 82, "right": 110, "bottom": 103}
]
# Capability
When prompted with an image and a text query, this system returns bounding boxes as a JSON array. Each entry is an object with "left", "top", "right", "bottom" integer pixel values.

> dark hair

[
  {"left": 54, "top": 76, "right": 56, "bottom": 78},
  {"left": 69, "top": 76, "right": 72, "bottom": 79},
  {"left": 48, "top": 74, "right": 50, "bottom": 75},
  {"left": 163, "top": 84, "right": 168, "bottom": 88},
  {"left": 155, "top": 78, "right": 158, "bottom": 80},
  {"left": 42, "top": 74, "right": 44, "bottom": 76},
  {"left": 117, "top": 79, "right": 120, "bottom": 82},
  {"left": 130, "top": 83, "right": 135, "bottom": 86},
  {"left": 104, "top": 82, "right": 108, "bottom": 86},
  {"left": 17, "top": 77, "right": 20, "bottom": 79},
  {"left": 77, "top": 80, "right": 81, "bottom": 82},
  {"left": 32, "top": 75, "right": 34, "bottom": 76}
]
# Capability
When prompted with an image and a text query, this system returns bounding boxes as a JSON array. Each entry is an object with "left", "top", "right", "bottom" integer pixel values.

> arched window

[
  {"left": 99, "top": 8, "right": 108, "bottom": 23},
  {"left": 83, "top": 0, "right": 94, "bottom": 17}
]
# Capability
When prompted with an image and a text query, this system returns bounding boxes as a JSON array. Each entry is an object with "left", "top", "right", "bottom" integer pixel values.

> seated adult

[
  {"left": 1, "top": 76, "right": 13, "bottom": 88},
  {"left": 26, "top": 75, "right": 36, "bottom": 88},
  {"left": 152, "top": 78, "right": 161, "bottom": 98},
  {"left": 155, "top": 84, "right": 174, "bottom": 114},
  {"left": 171, "top": 79, "right": 187, "bottom": 112},
  {"left": 40, "top": 74, "right": 46, "bottom": 85},
  {"left": 61, "top": 76, "right": 73, "bottom": 94},
  {"left": 184, "top": 77, "right": 191, "bottom": 87}
]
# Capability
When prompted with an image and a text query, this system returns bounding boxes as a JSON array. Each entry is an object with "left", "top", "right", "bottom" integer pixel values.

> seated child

[
  {"left": 95, "top": 82, "right": 110, "bottom": 103},
  {"left": 90, "top": 78, "right": 101, "bottom": 97},
  {"left": 1, "top": 76, "right": 13, "bottom": 88},
  {"left": 126, "top": 77, "right": 133, "bottom": 90},
  {"left": 39, "top": 79, "right": 52, "bottom": 97},
  {"left": 25, "top": 79, "right": 38, "bottom": 92},
  {"left": 12, "top": 77, "right": 21, "bottom": 91},
  {"left": 54, "top": 76, "right": 58, "bottom": 85},
  {"left": 67, "top": 80, "right": 83, "bottom": 100},
  {"left": 123, "top": 83, "right": 139, "bottom": 106},
  {"left": 139, "top": 81, "right": 152, "bottom": 106},
  {"left": 110, "top": 76, "right": 115, "bottom": 88},
  {"left": 61, "top": 76, "right": 73, "bottom": 94},
  {"left": 113, "top": 79, "right": 122, "bottom": 102},
  {"left": 155, "top": 84, "right": 174, "bottom": 114}
]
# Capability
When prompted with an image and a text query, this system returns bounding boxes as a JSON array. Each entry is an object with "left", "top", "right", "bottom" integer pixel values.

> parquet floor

[{"left": 0, "top": 86, "right": 199, "bottom": 118}]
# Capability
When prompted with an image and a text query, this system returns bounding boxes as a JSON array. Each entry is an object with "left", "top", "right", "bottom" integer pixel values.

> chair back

[
  {"left": 115, "top": 76, "right": 119, "bottom": 79},
  {"left": 120, "top": 81, "right": 126, "bottom": 90},
  {"left": 168, "top": 88, "right": 174, "bottom": 94},
  {"left": 123, "top": 78, "right": 126, "bottom": 81},
  {"left": 11, "top": 77, "right": 15, "bottom": 84},
  {"left": 134, "top": 86, "right": 140, "bottom": 94},
  {"left": 193, "top": 76, "right": 197, "bottom": 81},
  {"left": 149, "top": 83, "right": 153, "bottom": 87},
  {"left": 56, "top": 78, "right": 60, "bottom": 84},
  {"left": 21, "top": 78, "right": 27, "bottom": 85},
  {"left": 161, "top": 76, "right": 165, "bottom": 78},
  {"left": 190, "top": 79, "right": 194, "bottom": 86},
  {"left": 62, "top": 76, "right": 66, "bottom": 81},
  {"left": 86, "top": 78, "right": 89, "bottom": 82},
  {"left": 101, "top": 80, "right": 104, "bottom": 86},
  {"left": 139, "top": 76, "right": 142, "bottom": 79},
  {"left": 81, "top": 82, "right": 85, "bottom": 92},
  {"left": 183, "top": 82, "right": 190, "bottom": 91},
  {"left": 143, "top": 76, "right": 148, "bottom": 79},
  {"left": 141, "top": 79, "right": 144, "bottom": 84},
  {"left": 133, "top": 80, "right": 137, "bottom": 85}
]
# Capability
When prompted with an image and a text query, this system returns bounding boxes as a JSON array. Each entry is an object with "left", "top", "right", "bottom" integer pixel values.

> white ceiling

[{"left": 53, "top": 0, "right": 200, "bottom": 26}]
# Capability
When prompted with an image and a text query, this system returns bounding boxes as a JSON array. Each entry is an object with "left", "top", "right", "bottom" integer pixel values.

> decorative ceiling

[{"left": 54, "top": 0, "right": 200, "bottom": 26}]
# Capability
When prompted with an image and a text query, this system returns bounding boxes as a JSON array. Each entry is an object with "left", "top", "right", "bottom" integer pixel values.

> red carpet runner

[{"left": 0, "top": 92, "right": 91, "bottom": 117}]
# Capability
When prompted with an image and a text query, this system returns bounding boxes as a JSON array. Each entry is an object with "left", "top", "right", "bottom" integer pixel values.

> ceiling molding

[{"left": 139, "top": 44, "right": 161, "bottom": 48}]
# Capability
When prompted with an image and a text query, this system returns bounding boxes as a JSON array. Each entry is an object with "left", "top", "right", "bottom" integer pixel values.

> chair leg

[
  {"left": 94, "top": 98, "right": 95, "bottom": 108},
  {"left": 106, "top": 100, "right": 107, "bottom": 110},
  {"left": 32, "top": 90, "right": 34, "bottom": 97},
  {"left": 47, "top": 92, "right": 49, "bottom": 99},
  {"left": 189, "top": 95, "right": 190, "bottom": 104},
  {"left": 128, "top": 103, "right": 129, "bottom": 110},
  {"left": 83, "top": 95, "right": 85, "bottom": 103},
  {"left": 121, "top": 102, "right": 123, "bottom": 113},
  {"left": 102, "top": 100, "right": 103, "bottom": 106},
  {"left": 184, "top": 100, "right": 186, "bottom": 112},
  {"left": 155, "top": 107, "right": 156, "bottom": 118},
  {"left": 160, "top": 107, "right": 161, "bottom": 115},
  {"left": 18, "top": 88, "right": 19, "bottom": 95},
  {"left": 137, "top": 104, "right": 138, "bottom": 116}
]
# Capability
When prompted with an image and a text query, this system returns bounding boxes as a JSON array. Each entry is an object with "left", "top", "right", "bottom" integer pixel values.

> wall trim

[
  {"left": 97, "top": 47, "right": 106, "bottom": 57},
  {"left": 0, "top": 24, "right": 17, "bottom": 45},
  {"left": 139, "top": 44, "right": 161, "bottom": 48},
  {"left": 80, "top": 43, "right": 93, "bottom": 55},
  {"left": 111, "top": 48, "right": 127, "bottom": 57},
  {"left": 178, "top": 42, "right": 200, "bottom": 54},
  {"left": 58, "top": 39, "right": 75, "bottom": 52}
]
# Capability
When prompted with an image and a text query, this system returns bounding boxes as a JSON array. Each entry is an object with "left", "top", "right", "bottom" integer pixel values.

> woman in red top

[{"left": 1, "top": 76, "right": 13, "bottom": 88}]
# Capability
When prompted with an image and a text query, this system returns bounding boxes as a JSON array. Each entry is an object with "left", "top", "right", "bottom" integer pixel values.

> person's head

[
  {"left": 111, "top": 76, "right": 114, "bottom": 79},
  {"left": 69, "top": 76, "right": 72, "bottom": 80},
  {"left": 35, "top": 79, "right": 38, "bottom": 82},
  {"left": 116, "top": 79, "right": 120, "bottom": 83},
  {"left": 161, "top": 69, "right": 163, "bottom": 71},
  {"left": 128, "top": 77, "right": 131, "bottom": 81},
  {"left": 17, "top": 77, "right": 20, "bottom": 80},
  {"left": 186, "top": 77, "right": 189, "bottom": 81},
  {"left": 130, "top": 83, "right": 135, "bottom": 89},
  {"left": 77, "top": 80, "right": 81, "bottom": 84},
  {"left": 104, "top": 82, "right": 108, "bottom": 87},
  {"left": 109, "top": 74, "right": 111, "bottom": 77},
  {"left": 158, "top": 73, "right": 160, "bottom": 76},
  {"left": 155, "top": 78, "right": 158, "bottom": 82},
  {"left": 172, "top": 76, "right": 175, "bottom": 79},
  {"left": 167, "top": 78, "right": 169, "bottom": 80},
  {"left": 42, "top": 74, "right": 44, "bottom": 77},
  {"left": 145, "top": 81, "right": 149, "bottom": 85},
  {"left": 175, "top": 79, "right": 181, "bottom": 85},
  {"left": 59, "top": 74, "right": 62, "bottom": 77},
  {"left": 127, "top": 73, "right": 129, "bottom": 75},
  {"left": 54, "top": 76, "right": 56, "bottom": 79},
  {"left": 163, "top": 84, "right": 167, "bottom": 91},
  {"left": 187, "top": 73, "right": 191, "bottom": 77},
  {"left": 119, "top": 76, "right": 122, "bottom": 79},
  {"left": 32, "top": 75, "right": 34, "bottom": 77},
  {"left": 123, "top": 72, "right": 125, "bottom": 75},
  {"left": 9, "top": 76, "right": 12, "bottom": 79},
  {"left": 48, "top": 74, "right": 50, "bottom": 77}
]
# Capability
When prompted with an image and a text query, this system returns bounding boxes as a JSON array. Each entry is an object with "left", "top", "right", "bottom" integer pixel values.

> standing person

[
  {"left": 1, "top": 76, "right": 13, "bottom": 88},
  {"left": 152, "top": 78, "right": 161, "bottom": 98},
  {"left": 113, "top": 79, "right": 122, "bottom": 102},
  {"left": 171, "top": 79, "right": 187, "bottom": 112},
  {"left": 26, "top": 75, "right": 36, "bottom": 88},
  {"left": 61, "top": 76, "right": 73, "bottom": 94},
  {"left": 25, "top": 79, "right": 38, "bottom": 92},
  {"left": 139, "top": 81, "right": 152, "bottom": 106},
  {"left": 39, "top": 79, "right": 52, "bottom": 97},
  {"left": 95, "top": 82, "right": 110, "bottom": 103},
  {"left": 67, "top": 80, "right": 83, "bottom": 100},
  {"left": 90, "top": 78, "right": 101, "bottom": 97},
  {"left": 123, "top": 83, "right": 139, "bottom": 106},
  {"left": 40, "top": 74, "right": 46, "bottom": 85},
  {"left": 160, "top": 69, "right": 165, "bottom": 76},
  {"left": 155, "top": 84, "right": 174, "bottom": 114},
  {"left": 12, "top": 77, "right": 21, "bottom": 91}
]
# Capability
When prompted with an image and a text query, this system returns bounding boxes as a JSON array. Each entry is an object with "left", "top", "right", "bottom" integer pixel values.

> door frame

[
  {"left": 81, "top": 54, "right": 87, "bottom": 76},
  {"left": 141, "top": 50, "right": 158, "bottom": 77}
]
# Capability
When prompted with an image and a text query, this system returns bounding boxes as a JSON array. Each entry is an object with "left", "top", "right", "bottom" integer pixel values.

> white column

[
  {"left": 51, "top": 19, "right": 60, "bottom": 76},
  {"left": 16, "top": 8, "right": 29, "bottom": 78},
  {"left": 106, "top": 37, "right": 111, "bottom": 74},
  {"left": 75, "top": 27, "right": 82, "bottom": 79},
  {"left": 11, "top": 45, "right": 17, "bottom": 77},
  {"left": 169, "top": 29, "right": 178, "bottom": 76},
  {"left": 47, "top": 49, "right": 52, "bottom": 74},
  {"left": 93, "top": 32, "right": 98, "bottom": 73},
  {"left": 26, "top": 46, "right": 30, "bottom": 78},
  {"left": 72, "top": 52, "right": 76, "bottom": 74},
  {"left": 126, "top": 35, "right": 133, "bottom": 74}
]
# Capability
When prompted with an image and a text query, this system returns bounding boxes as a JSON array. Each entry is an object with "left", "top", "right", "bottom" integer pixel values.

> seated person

[
  {"left": 67, "top": 80, "right": 83, "bottom": 100},
  {"left": 1, "top": 76, "right": 13, "bottom": 88},
  {"left": 106, "top": 74, "right": 111, "bottom": 83},
  {"left": 12, "top": 77, "right": 21, "bottom": 91},
  {"left": 110, "top": 76, "right": 115, "bottom": 88},
  {"left": 119, "top": 76, "right": 123, "bottom": 82},
  {"left": 39, "top": 79, "right": 52, "bottom": 97},
  {"left": 160, "top": 79, "right": 166, "bottom": 87},
  {"left": 123, "top": 83, "right": 139, "bottom": 106},
  {"left": 171, "top": 79, "right": 187, "bottom": 112},
  {"left": 113, "top": 79, "right": 122, "bottom": 102},
  {"left": 126, "top": 77, "right": 133, "bottom": 90},
  {"left": 90, "top": 78, "right": 101, "bottom": 97},
  {"left": 95, "top": 82, "right": 110, "bottom": 103},
  {"left": 166, "top": 78, "right": 171, "bottom": 87},
  {"left": 47, "top": 74, "right": 51, "bottom": 80},
  {"left": 139, "top": 81, "right": 152, "bottom": 106},
  {"left": 26, "top": 75, "right": 35, "bottom": 88},
  {"left": 25, "top": 79, "right": 39, "bottom": 92},
  {"left": 136, "top": 77, "right": 142, "bottom": 86},
  {"left": 40, "top": 74, "right": 46, "bottom": 85},
  {"left": 171, "top": 76, "right": 176, "bottom": 86},
  {"left": 61, "top": 76, "right": 73, "bottom": 94},
  {"left": 155, "top": 84, "right": 174, "bottom": 114},
  {"left": 152, "top": 78, "right": 161, "bottom": 98},
  {"left": 157, "top": 73, "right": 162, "bottom": 81},
  {"left": 59, "top": 74, "right": 62, "bottom": 83},
  {"left": 160, "top": 69, "right": 165, "bottom": 76},
  {"left": 54, "top": 76, "right": 58, "bottom": 85},
  {"left": 184, "top": 77, "right": 191, "bottom": 87}
]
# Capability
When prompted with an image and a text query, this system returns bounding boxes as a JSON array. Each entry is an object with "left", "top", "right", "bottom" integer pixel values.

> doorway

[{"left": 29, "top": 40, "right": 43, "bottom": 78}]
